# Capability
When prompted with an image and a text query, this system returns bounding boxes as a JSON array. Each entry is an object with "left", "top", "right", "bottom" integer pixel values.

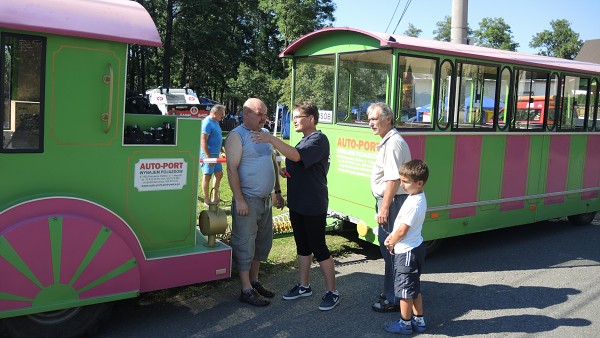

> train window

[
  {"left": 512, "top": 70, "right": 550, "bottom": 131},
  {"left": 588, "top": 79, "right": 600, "bottom": 130},
  {"left": 336, "top": 50, "right": 392, "bottom": 126},
  {"left": 1, "top": 34, "right": 45, "bottom": 152},
  {"left": 397, "top": 55, "right": 437, "bottom": 129},
  {"left": 436, "top": 60, "right": 453, "bottom": 130},
  {"left": 546, "top": 73, "right": 560, "bottom": 131},
  {"left": 558, "top": 75, "right": 588, "bottom": 131},
  {"left": 498, "top": 67, "right": 511, "bottom": 130},
  {"left": 294, "top": 55, "right": 335, "bottom": 122},
  {"left": 453, "top": 62, "right": 499, "bottom": 130}
]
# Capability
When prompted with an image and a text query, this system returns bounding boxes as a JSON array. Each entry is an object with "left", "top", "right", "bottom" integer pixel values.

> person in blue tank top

[
  {"left": 225, "top": 98, "right": 285, "bottom": 307},
  {"left": 200, "top": 104, "right": 225, "bottom": 205}
]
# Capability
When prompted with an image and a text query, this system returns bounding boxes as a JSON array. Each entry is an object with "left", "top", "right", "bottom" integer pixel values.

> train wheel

[
  {"left": 424, "top": 239, "right": 443, "bottom": 257},
  {"left": 0, "top": 198, "right": 141, "bottom": 338},
  {"left": 2, "top": 303, "right": 111, "bottom": 338},
  {"left": 567, "top": 212, "right": 597, "bottom": 226}
]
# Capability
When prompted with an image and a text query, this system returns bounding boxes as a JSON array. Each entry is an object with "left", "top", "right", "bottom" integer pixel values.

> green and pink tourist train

[
  {"left": 1, "top": 0, "right": 230, "bottom": 336},
  {"left": 2, "top": 1, "right": 600, "bottom": 336},
  {"left": 280, "top": 28, "right": 600, "bottom": 252}
]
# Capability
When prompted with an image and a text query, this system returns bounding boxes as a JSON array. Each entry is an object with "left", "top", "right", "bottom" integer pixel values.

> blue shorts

[
  {"left": 200, "top": 152, "right": 223, "bottom": 175},
  {"left": 393, "top": 242, "right": 426, "bottom": 299},
  {"left": 201, "top": 162, "right": 223, "bottom": 175}
]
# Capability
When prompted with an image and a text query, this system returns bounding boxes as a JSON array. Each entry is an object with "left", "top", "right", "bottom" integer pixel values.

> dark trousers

[{"left": 375, "top": 194, "right": 408, "bottom": 305}]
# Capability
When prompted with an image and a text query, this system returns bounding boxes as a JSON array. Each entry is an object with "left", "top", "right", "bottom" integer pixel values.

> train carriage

[
  {"left": 280, "top": 27, "right": 600, "bottom": 251},
  {"left": 0, "top": 1, "right": 231, "bottom": 336}
]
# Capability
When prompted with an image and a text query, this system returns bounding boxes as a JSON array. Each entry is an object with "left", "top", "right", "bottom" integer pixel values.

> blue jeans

[{"left": 375, "top": 194, "right": 407, "bottom": 305}]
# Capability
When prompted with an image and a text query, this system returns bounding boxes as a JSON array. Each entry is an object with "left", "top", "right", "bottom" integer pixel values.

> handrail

[{"left": 101, "top": 63, "right": 113, "bottom": 133}]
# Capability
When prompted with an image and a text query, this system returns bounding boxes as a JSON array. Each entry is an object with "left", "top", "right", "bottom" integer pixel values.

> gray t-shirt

[{"left": 231, "top": 125, "right": 276, "bottom": 198}]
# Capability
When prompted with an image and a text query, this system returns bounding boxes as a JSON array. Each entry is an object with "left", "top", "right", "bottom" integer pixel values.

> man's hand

[
  {"left": 273, "top": 193, "right": 285, "bottom": 209},
  {"left": 235, "top": 198, "right": 249, "bottom": 216}
]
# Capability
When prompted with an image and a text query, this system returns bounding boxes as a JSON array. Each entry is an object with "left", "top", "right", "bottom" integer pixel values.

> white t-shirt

[
  {"left": 370, "top": 129, "right": 411, "bottom": 198},
  {"left": 393, "top": 192, "right": 426, "bottom": 254}
]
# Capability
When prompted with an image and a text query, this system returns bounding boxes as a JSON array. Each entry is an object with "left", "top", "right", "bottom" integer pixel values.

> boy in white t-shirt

[{"left": 383, "top": 159, "right": 429, "bottom": 335}]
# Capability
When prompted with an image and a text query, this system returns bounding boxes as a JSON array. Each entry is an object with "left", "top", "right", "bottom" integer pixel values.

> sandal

[
  {"left": 239, "top": 289, "right": 270, "bottom": 306},
  {"left": 251, "top": 281, "right": 275, "bottom": 298},
  {"left": 372, "top": 298, "right": 399, "bottom": 313}
]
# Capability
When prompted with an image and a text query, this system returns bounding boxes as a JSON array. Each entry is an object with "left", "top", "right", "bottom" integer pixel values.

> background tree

[
  {"left": 473, "top": 17, "right": 518, "bottom": 51},
  {"left": 529, "top": 19, "right": 583, "bottom": 59},
  {"left": 404, "top": 23, "right": 422, "bottom": 38},
  {"left": 433, "top": 15, "right": 472, "bottom": 42},
  {"left": 433, "top": 15, "right": 451, "bottom": 41},
  {"left": 127, "top": 0, "right": 335, "bottom": 115}
]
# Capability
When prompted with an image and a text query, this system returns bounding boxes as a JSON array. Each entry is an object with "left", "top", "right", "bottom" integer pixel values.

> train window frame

[
  {"left": 1, "top": 33, "right": 46, "bottom": 153},
  {"left": 395, "top": 53, "right": 438, "bottom": 131},
  {"left": 557, "top": 73, "right": 590, "bottom": 132},
  {"left": 591, "top": 78, "right": 599, "bottom": 131},
  {"left": 335, "top": 49, "right": 393, "bottom": 127},
  {"left": 435, "top": 59, "right": 455, "bottom": 131},
  {"left": 292, "top": 54, "right": 337, "bottom": 124},
  {"left": 497, "top": 66, "right": 512, "bottom": 132},
  {"left": 451, "top": 60, "right": 500, "bottom": 132},
  {"left": 510, "top": 68, "right": 551, "bottom": 132}
]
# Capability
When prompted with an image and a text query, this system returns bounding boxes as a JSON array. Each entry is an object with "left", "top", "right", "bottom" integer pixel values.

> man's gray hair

[
  {"left": 367, "top": 102, "right": 393, "bottom": 119},
  {"left": 210, "top": 104, "right": 226, "bottom": 114}
]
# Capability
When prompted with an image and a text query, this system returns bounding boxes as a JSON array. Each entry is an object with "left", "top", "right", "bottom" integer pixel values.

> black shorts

[
  {"left": 393, "top": 242, "right": 426, "bottom": 299},
  {"left": 289, "top": 210, "right": 331, "bottom": 262}
]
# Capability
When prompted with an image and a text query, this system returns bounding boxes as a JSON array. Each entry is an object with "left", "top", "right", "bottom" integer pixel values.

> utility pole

[{"left": 451, "top": 0, "right": 468, "bottom": 44}]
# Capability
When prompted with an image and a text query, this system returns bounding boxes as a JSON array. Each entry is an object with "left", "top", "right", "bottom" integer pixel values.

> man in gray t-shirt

[{"left": 225, "top": 98, "right": 285, "bottom": 307}]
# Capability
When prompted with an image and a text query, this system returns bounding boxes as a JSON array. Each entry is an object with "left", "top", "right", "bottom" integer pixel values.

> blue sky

[{"left": 333, "top": 0, "right": 599, "bottom": 54}]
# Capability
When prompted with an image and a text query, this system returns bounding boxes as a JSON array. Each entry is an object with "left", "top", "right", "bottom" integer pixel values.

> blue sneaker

[
  {"left": 411, "top": 317, "right": 426, "bottom": 333},
  {"left": 384, "top": 320, "right": 413, "bottom": 335},
  {"left": 283, "top": 283, "right": 312, "bottom": 300},
  {"left": 318, "top": 291, "right": 340, "bottom": 311}
]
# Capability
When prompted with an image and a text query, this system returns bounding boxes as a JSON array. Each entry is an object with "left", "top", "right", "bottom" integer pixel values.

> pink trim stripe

[
  {"left": 545, "top": 135, "right": 570, "bottom": 205},
  {"left": 450, "top": 135, "right": 482, "bottom": 218},
  {"left": 500, "top": 136, "right": 530, "bottom": 211},
  {"left": 582, "top": 135, "right": 600, "bottom": 200},
  {"left": 403, "top": 135, "right": 426, "bottom": 161}
]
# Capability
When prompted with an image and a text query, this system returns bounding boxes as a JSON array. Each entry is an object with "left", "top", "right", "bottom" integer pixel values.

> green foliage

[
  {"left": 433, "top": 15, "right": 452, "bottom": 42},
  {"left": 129, "top": 0, "right": 335, "bottom": 113},
  {"left": 433, "top": 15, "right": 472, "bottom": 42},
  {"left": 529, "top": 19, "right": 583, "bottom": 59},
  {"left": 404, "top": 23, "right": 422, "bottom": 38},
  {"left": 473, "top": 17, "right": 519, "bottom": 51}
]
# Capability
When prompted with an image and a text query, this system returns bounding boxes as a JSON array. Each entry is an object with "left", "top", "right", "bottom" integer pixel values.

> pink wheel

[{"left": 0, "top": 198, "right": 140, "bottom": 337}]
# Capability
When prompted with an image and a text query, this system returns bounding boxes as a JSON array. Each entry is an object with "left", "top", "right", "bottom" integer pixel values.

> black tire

[
  {"left": 424, "top": 239, "right": 443, "bottom": 257},
  {"left": 2, "top": 303, "right": 112, "bottom": 338},
  {"left": 567, "top": 212, "right": 597, "bottom": 226}
]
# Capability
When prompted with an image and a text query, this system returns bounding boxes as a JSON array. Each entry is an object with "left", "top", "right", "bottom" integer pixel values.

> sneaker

[
  {"left": 372, "top": 299, "right": 400, "bottom": 313},
  {"left": 283, "top": 283, "right": 313, "bottom": 300},
  {"left": 318, "top": 291, "right": 340, "bottom": 311},
  {"left": 239, "top": 289, "right": 270, "bottom": 306},
  {"left": 411, "top": 317, "right": 427, "bottom": 333},
  {"left": 251, "top": 281, "right": 275, "bottom": 298},
  {"left": 384, "top": 320, "right": 413, "bottom": 335}
]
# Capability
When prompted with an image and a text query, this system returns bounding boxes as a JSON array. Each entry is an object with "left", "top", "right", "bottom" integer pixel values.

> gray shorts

[{"left": 230, "top": 195, "right": 273, "bottom": 271}]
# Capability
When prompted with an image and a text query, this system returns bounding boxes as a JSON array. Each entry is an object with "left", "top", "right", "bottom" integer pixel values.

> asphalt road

[{"left": 97, "top": 215, "right": 600, "bottom": 338}]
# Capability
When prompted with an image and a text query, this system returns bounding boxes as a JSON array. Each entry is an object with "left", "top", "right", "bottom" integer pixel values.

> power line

[
  {"left": 392, "top": 0, "right": 413, "bottom": 34},
  {"left": 385, "top": 0, "right": 403, "bottom": 33}
]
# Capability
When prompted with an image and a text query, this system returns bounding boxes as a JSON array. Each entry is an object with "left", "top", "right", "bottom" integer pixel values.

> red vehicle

[{"left": 514, "top": 96, "right": 555, "bottom": 128}]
